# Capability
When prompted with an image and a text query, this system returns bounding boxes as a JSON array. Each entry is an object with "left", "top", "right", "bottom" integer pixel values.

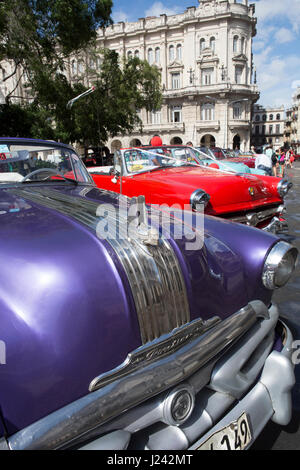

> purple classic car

[{"left": 0, "top": 137, "right": 298, "bottom": 450}]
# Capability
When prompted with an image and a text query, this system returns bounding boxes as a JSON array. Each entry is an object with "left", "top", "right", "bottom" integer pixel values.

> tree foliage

[{"left": 0, "top": 1, "right": 163, "bottom": 148}]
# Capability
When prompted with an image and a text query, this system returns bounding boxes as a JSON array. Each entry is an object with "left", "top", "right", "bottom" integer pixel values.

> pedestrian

[
  {"left": 285, "top": 149, "right": 292, "bottom": 169},
  {"left": 255, "top": 147, "right": 272, "bottom": 176},
  {"left": 272, "top": 150, "right": 278, "bottom": 177},
  {"left": 278, "top": 148, "right": 286, "bottom": 177},
  {"left": 290, "top": 150, "right": 295, "bottom": 168}
]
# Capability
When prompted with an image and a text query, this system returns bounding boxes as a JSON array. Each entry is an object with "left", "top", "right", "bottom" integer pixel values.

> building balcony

[
  {"left": 195, "top": 120, "right": 220, "bottom": 131},
  {"left": 229, "top": 120, "right": 250, "bottom": 130},
  {"left": 138, "top": 122, "right": 185, "bottom": 134}
]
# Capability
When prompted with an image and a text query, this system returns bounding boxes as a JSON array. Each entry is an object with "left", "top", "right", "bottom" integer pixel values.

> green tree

[{"left": 0, "top": 1, "right": 162, "bottom": 147}]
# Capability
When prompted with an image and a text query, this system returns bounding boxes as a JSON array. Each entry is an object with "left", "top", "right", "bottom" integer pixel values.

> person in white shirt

[{"left": 255, "top": 146, "right": 272, "bottom": 175}]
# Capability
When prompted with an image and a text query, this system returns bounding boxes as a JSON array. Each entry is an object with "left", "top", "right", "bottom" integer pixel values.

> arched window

[
  {"left": 127, "top": 51, "right": 133, "bottom": 60},
  {"left": 269, "top": 114, "right": 274, "bottom": 121},
  {"left": 210, "top": 37, "right": 216, "bottom": 52},
  {"left": 169, "top": 45, "right": 175, "bottom": 62},
  {"left": 148, "top": 48, "right": 154, "bottom": 64},
  {"left": 255, "top": 115, "right": 260, "bottom": 121},
  {"left": 233, "top": 35, "right": 239, "bottom": 53},
  {"left": 262, "top": 114, "right": 267, "bottom": 121},
  {"left": 176, "top": 44, "right": 182, "bottom": 61},
  {"left": 200, "top": 38, "right": 206, "bottom": 53},
  {"left": 241, "top": 37, "right": 245, "bottom": 54},
  {"left": 134, "top": 50, "right": 140, "bottom": 58},
  {"left": 155, "top": 47, "right": 160, "bottom": 64},
  {"left": 276, "top": 113, "right": 281, "bottom": 120}
]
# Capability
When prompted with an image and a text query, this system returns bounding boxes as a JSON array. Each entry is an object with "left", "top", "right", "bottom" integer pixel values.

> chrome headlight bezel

[
  {"left": 262, "top": 241, "right": 298, "bottom": 290},
  {"left": 278, "top": 179, "right": 293, "bottom": 198},
  {"left": 190, "top": 189, "right": 211, "bottom": 211}
]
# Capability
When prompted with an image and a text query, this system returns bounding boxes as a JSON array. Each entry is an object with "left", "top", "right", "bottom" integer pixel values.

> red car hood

[{"left": 133, "top": 166, "right": 280, "bottom": 214}]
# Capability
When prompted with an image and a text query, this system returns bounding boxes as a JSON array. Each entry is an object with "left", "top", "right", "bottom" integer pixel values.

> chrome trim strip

[
  {"left": 8, "top": 303, "right": 257, "bottom": 450},
  {"left": 11, "top": 188, "right": 190, "bottom": 344}
]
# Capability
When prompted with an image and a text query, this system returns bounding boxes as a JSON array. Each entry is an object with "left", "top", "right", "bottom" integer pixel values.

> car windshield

[
  {"left": 0, "top": 141, "right": 93, "bottom": 185},
  {"left": 121, "top": 146, "right": 199, "bottom": 174}
]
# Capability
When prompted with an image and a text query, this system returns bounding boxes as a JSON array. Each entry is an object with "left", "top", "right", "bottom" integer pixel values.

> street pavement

[{"left": 251, "top": 161, "right": 300, "bottom": 450}]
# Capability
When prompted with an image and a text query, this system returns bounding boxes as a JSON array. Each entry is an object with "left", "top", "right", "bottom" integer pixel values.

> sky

[{"left": 111, "top": 0, "right": 300, "bottom": 110}]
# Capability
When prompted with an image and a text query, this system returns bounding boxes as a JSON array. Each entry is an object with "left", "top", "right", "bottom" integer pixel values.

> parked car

[
  {"left": 0, "top": 137, "right": 298, "bottom": 450},
  {"left": 90, "top": 146, "right": 292, "bottom": 233},
  {"left": 213, "top": 147, "right": 257, "bottom": 169},
  {"left": 195, "top": 146, "right": 267, "bottom": 175}
]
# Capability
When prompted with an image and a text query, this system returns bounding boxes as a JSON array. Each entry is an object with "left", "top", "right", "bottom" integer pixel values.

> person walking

[{"left": 278, "top": 148, "right": 286, "bottom": 177}]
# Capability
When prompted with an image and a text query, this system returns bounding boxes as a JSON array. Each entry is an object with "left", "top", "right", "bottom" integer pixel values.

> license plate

[{"left": 197, "top": 413, "right": 252, "bottom": 450}]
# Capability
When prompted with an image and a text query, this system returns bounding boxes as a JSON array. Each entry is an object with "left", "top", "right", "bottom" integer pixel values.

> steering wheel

[{"left": 21, "top": 168, "right": 66, "bottom": 182}]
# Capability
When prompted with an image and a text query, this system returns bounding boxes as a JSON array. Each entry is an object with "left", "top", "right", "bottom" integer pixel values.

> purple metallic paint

[{"left": 0, "top": 182, "right": 279, "bottom": 436}]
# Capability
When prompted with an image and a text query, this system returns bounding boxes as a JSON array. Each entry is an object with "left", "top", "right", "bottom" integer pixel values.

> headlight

[
  {"left": 190, "top": 189, "right": 210, "bottom": 211},
  {"left": 278, "top": 179, "right": 293, "bottom": 198},
  {"left": 262, "top": 241, "right": 298, "bottom": 290}
]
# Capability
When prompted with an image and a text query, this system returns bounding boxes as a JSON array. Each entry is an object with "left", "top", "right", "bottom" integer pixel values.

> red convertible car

[{"left": 90, "top": 146, "right": 292, "bottom": 233}]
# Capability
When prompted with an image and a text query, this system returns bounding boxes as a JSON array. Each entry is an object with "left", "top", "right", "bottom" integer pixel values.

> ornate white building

[{"left": 1, "top": 0, "right": 259, "bottom": 152}]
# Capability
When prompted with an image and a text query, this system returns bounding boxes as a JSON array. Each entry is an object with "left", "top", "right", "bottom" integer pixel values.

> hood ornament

[{"left": 128, "top": 195, "right": 159, "bottom": 246}]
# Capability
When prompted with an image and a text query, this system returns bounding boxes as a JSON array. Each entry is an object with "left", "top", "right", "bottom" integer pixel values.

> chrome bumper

[
  {"left": 6, "top": 302, "right": 294, "bottom": 451},
  {"left": 191, "top": 317, "right": 295, "bottom": 449},
  {"left": 232, "top": 205, "right": 288, "bottom": 233},
  {"left": 263, "top": 216, "right": 289, "bottom": 234}
]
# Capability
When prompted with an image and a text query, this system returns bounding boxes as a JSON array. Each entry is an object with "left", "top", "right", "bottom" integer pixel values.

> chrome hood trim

[
  {"left": 10, "top": 187, "right": 190, "bottom": 344},
  {"left": 8, "top": 302, "right": 258, "bottom": 450}
]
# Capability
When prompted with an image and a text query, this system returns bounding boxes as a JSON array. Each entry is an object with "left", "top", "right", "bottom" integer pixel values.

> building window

[
  {"left": 255, "top": 125, "right": 260, "bottom": 135},
  {"left": 171, "top": 72, "right": 181, "bottom": 89},
  {"left": 233, "top": 103, "right": 242, "bottom": 120},
  {"left": 127, "top": 51, "right": 133, "bottom": 60},
  {"left": 96, "top": 57, "right": 102, "bottom": 69},
  {"left": 71, "top": 60, "right": 77, "bottom": 76},
  {"left": 233, "top": 35, "right": 239, "bottom": 53},
  {"left": 210, "top": 37, "right": 216, "bottom": 53},
  {"left": 134, "top": 50, "right": 140, "bottom": 58},
  {"left": 148, "top": 48, "right": 154, "bottom": 64},
  {"left": 169, "top": 45, "right": 175, "bottom": 62},
  {"left": 176, "top": 44, "right": 182, "bottom": 61},
  {"left": 276, "top": 124, "right": 280, "bottom": 134},
  {"left": 200, "top": 38, "right": 206, "bottom": 53},
  {"left": 78, "top": 61, "right": 84, "bottom": 75},
  {"left": 241, "top": 37, "right": 245, "bottom": 54},
  {"left": 155, "top": 47, "right": 160, "bottom": 64},
  {"left": 151, "top": 109, "right": 161, "bottom": 125},
  {"left": 255, "top": 115, "right": 260, "bottom": 121},
  {"left": 202, "top": 68, "right": 214, "bottom": 86},
  {"left": 269, "top": 125, "right": 273, "bottom": 135},
  {"left": 171, "top": 106, "right": 182, "bottom": 123},
  {"left": 269, "top": 114, "right": 273, "bottom": 121},
  {"left": 201, "top": 103, "right": 215, "bottom": 121},
  {"left": 235, "top": 65, "right": 243, "bottom": 84},
  {"left": 276, "top": 113, "right": 281, "bottom": 120},
  {"left": 262, "top": 114, "right": 267, "bottom": 121},
  {"left": 262, "top": 125, "right": 266, "bottom": 135}
]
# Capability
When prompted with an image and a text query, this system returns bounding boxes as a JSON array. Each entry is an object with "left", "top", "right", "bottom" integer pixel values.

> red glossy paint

[{"left": 91, "top": 162, "right": 282, "bottom": 217}]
